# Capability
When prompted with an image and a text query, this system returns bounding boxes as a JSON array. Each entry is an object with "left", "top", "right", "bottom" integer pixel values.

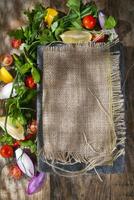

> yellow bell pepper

[
  {"left": 0, "top": 67, "right": 14, "bottom": 83},
  {"left": 44, "top": 8, "right": 58, "bottom": 28}
]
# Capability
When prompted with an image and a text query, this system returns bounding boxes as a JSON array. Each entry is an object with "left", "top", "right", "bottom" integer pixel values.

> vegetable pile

[{"left": 0, "top": 0, "right": 117, "bottom": 195}]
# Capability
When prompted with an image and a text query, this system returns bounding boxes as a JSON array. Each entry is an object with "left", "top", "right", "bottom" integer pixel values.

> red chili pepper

[{"left": 25, "top": 75, "right": 36, "bottom": 89}]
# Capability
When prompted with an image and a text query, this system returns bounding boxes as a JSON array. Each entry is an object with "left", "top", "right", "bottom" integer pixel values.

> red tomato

[
  {"left": 25, "top": 75, "right": 36, "bottom": 89},
  {"left": 0, "top": 145, "right": 14, "bottom": 158},
  {"left": 11, "top": 39, "right": 22, "bottom": 49},
  {"left": 29, "top": 120, "right": 37, "bottom": 134},
  {"left": 9, "top": 164, "right": 23, "bottom": 180},
  {"left": 82, "top": 15, "right": 96, "bottom": 29},
  {"left": 2, "top": 54, "right": 13, "bottom": 66}
]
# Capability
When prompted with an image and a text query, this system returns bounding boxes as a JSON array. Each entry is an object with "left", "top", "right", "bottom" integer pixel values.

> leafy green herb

[
  {"left": 104, "top": 16, "right": 117, "bottom": 29},
  {"left": 66, "top": 0, "right": 82, "bottom": 13},
  {"left": 8, "top": 28, "right": 25, "bottom": 40},
  {"left": 21, "top": 89, "right": 37, "bottom": 104},
  {"left": 31, "top": 67, "right": 40, "bottom": 83},
  {"left": 0, "top": 134, "right": 13, "bottom": 145},
  {"left": 38, "top": 29, "right": 55, "bottom": 44},
  {"left": 20, "top": 140, "right": 37, "bottom": 153},
  {"left": 19, "top": 63, "right": 32, "bottom": 74},
  {"left": 80, "top": 2, "right": 98, "bottom": 18}
]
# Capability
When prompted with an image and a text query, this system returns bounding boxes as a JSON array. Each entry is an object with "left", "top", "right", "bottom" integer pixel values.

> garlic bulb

[{"left": 0, "top": 82, "right": 16, "bottom": 99}]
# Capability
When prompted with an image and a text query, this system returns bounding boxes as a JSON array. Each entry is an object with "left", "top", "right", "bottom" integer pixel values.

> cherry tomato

[
  {"left": 25, "top": 75, "right": 36, "bottom": 89},
  {"left": 29, "top": 120, "right": 37, "bottom": 134},
  {"left": 11, "top": 39, "right": 22, "bottom": 49},
  {"left": 0, "top": 145, "right": 14, "bottom": 158},
  {"left": 9, "top": 164, "right": 23, "bottom": 180},
  {"left": 82, "top": 15, "right": 96, "bottom": 29},
  {"left": 2, "top": 54, "right": 13, "bottom": 66}
]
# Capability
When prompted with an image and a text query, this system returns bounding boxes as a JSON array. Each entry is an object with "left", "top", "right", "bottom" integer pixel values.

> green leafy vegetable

[
  {"left": 0, "top": 134, "right": 13, "bottom": 145},
  {"left": 66, "top": 0, "right": 81, "bottom": 12},
  {"left": 8, "top": 28, "right": 25, "bottom": 40},
  {"left": 104, "top": 16, "right": 117, "bottom": 29},
  {"left": 19, "top": 63, "right": 32, "bottom": 74},
  {"left": 20, "top": 140, "right": 37, "bottom": 153}
]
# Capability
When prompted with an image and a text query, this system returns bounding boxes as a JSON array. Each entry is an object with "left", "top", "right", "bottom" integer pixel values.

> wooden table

[{"left": 0, "top": 1, "right": 134, "bottom": 199}]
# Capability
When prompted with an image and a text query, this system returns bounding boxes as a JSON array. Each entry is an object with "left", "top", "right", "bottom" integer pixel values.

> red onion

[
  {"left": 26, "top": 172, "right": 46, "bottom": 195},
  {"left": 98, "top": 11, "right": 106, "bottom": 29}
]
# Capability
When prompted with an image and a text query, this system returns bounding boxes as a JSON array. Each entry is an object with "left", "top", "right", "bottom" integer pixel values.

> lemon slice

[
  {"left": 0, "top": 67, "right": 14, "bottom": 83},
  {"left": 60, "top": 30, "right": 92, "bottom": 43}
]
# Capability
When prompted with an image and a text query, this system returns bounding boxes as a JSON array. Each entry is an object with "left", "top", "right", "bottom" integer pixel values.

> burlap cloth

[{"left": 41, "top": 44, "right": 125, "bottom": 172}]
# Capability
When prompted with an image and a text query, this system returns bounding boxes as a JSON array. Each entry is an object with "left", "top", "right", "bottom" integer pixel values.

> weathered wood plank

[
  {"left": 110, "top": 173, "right": 134, "bottom": 200},
  {"left": 50, "top": 175, "right": 111, "bottom": 200},
  {"left": 0, "top": 165, "right": 50, "bottom": 200},
  {"left": 107, "top": 0, "right": 134, "bottom": 200}
]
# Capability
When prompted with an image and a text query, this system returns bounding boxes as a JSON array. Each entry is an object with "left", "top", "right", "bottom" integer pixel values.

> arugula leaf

[
  {"left": 31, "top": 67, "right": 40, "bottom": 83},
  {"left": 104, "top": 16, "right": 117, "bottom": 29}
]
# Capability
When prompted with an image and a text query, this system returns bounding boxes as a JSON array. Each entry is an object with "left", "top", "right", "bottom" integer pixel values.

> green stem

[
  {"left": 4, "top": 75, "right": 18, "bottom": 133},
  {"left": 20, "top": 107, "right": 36, "bottom": 112}
]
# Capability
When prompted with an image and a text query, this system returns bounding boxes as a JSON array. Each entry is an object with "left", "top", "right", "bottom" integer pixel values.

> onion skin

[
  {"left": 15, "top": 148, "right": 34, "bottom": 178},
  {"left": 0, "top": 82, "right": 16, "bottom": 100},
  {"left": 26, "top": 172, "right": 46, "bottom": 195},
  {"left": 98, "top": 11, "right": 106, "bottom": 29}
]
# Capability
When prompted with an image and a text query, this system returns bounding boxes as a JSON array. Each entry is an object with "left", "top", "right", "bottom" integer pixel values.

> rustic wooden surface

[{"left": 0, "top": 0, "right": 134, "bottom": 200}]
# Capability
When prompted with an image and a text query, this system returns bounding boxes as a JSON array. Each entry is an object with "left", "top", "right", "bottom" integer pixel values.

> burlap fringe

[
  {"left": 40, "top": 43, "right": 126, "bottom": 176},
  {"left": 111, "top": 52, "right": 126, "bottom": 158}
]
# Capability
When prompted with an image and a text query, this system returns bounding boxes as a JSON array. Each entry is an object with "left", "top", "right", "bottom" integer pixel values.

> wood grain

[
  {"left": 0, "top": 0, "right": 134, "bottom": 200},
  {"left": 50, "top": 175, "right": 111, "bottom": 200}
]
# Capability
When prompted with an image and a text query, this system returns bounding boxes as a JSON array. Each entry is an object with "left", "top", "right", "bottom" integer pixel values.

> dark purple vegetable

[{"left": 26, "top": 172, "right": 46, "bottom": 195}]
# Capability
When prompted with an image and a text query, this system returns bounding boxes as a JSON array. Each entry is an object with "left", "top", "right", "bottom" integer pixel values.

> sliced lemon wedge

[
  {"left": 60, "top": 30, "right": 92, "bottom": 44},
  {"left": 0, "top": 67, "right": 14, "bottom": 83}
]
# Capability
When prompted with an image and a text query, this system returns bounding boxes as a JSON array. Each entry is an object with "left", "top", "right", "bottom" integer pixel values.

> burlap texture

[{"left": 42, "top": 44, "right": 120, "bottom": 166}]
